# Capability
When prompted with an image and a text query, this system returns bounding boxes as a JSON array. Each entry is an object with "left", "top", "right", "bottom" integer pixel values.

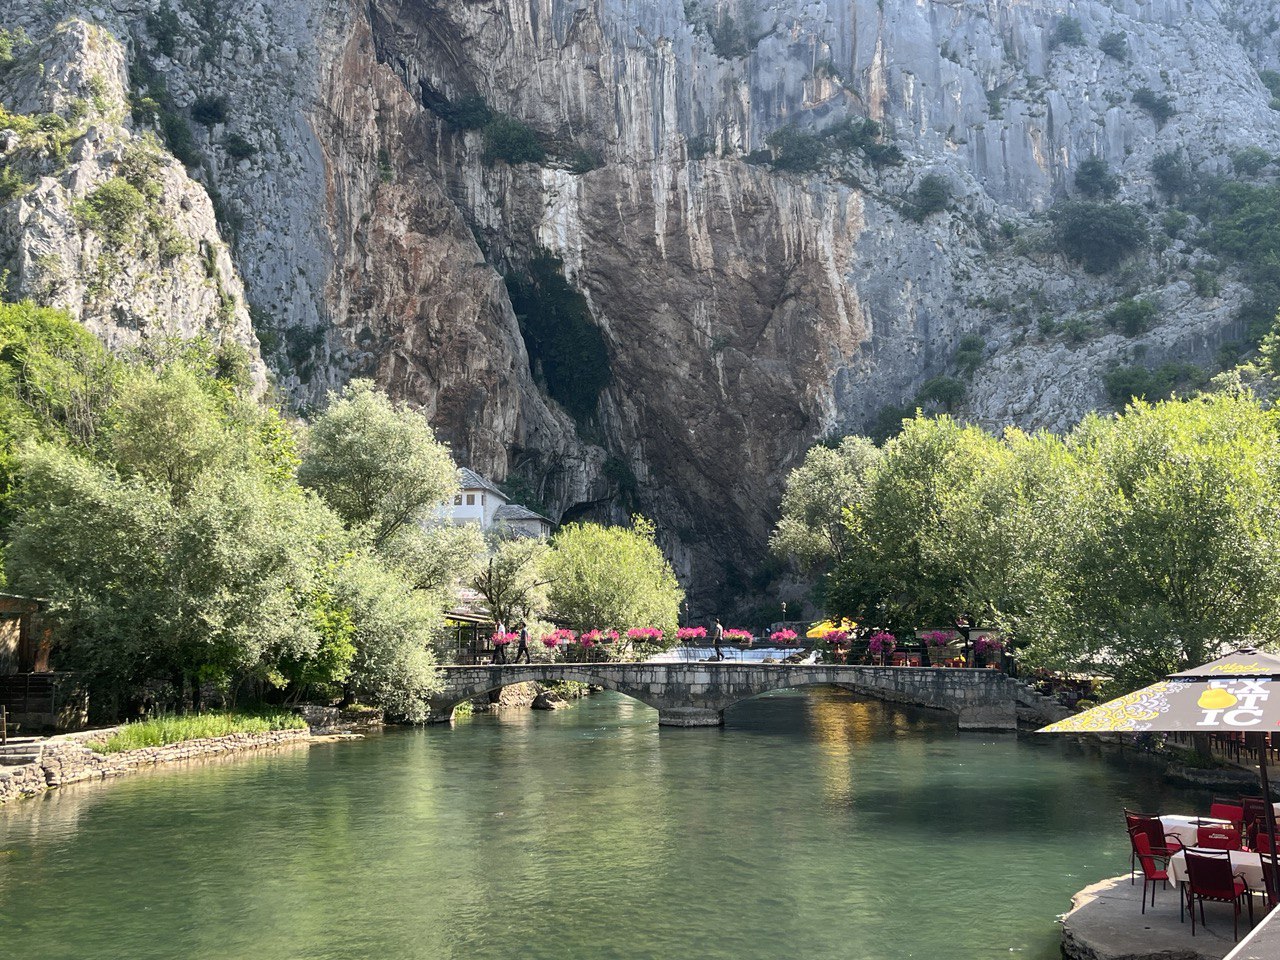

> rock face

[
  {"left": 0, "top": 0, "right": 1277, "bottom": 604},
  {"left": 0, "top": 20, "right": 263, "bottom": 383}
]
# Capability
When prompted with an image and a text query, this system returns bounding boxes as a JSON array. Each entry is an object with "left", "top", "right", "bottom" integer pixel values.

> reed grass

[{"left": 89, "top": 710, "right": 307, "bottom": 754}]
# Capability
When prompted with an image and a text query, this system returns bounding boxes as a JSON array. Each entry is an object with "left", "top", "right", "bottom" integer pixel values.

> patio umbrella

[
  {"left": 806, "top": 618, "right": 856, "bottom": 639},
  {"left": 1038, "top": 647, "right": 1280, "bottom": 884}
]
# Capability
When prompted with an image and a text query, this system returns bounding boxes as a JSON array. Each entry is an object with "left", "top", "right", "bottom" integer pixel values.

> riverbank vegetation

[
  {"left": 774, "top": 388, "right": 1280, "bottom": 693},
  {"left": 87, "top": 709, "right": 307, "bottom": 753},
  {"left": 0, "top": 301, "right": 463, "bottom": 721},
  {"left": 0, "top": 300, "right": 686, "bottom": 721}
]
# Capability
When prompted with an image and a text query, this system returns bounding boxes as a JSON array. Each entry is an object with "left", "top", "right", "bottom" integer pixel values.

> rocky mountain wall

[{"left": 1, "top": 0, "right": 1277, "bottom": 606}]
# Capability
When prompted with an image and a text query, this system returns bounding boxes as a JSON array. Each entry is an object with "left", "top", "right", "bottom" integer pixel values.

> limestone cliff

[
  {"left": 0, "top": 0, "right": 1277, "bottom": 606},
  {"left": 0, "top": 19, "right": 261, "bottom": 381}
]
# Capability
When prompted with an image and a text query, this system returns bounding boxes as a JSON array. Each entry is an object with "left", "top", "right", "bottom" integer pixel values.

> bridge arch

[
  {"left": 430, "top": 664, "right": 1027, "bottom": 730},
  {"left": 426, "top": 666, "right": 669, "bottom": 721}
]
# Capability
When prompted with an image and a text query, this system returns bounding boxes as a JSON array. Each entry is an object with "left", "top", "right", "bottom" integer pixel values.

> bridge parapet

[{"left": 429, "top": 663, "right": 1022, "bottom": 730}]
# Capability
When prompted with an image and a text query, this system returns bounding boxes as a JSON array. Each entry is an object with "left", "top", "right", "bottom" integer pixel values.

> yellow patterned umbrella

[
  {"left": 1039, "top": 648, "right": 1280, "bottom": 881},
  {"left": 806, "top": 618, "right": 857, "bottom": 639}
]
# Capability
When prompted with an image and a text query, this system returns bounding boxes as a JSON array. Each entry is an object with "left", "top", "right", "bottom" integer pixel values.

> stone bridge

[{"left": 430, "top": 663, "right": 1037, "bottom": 729}]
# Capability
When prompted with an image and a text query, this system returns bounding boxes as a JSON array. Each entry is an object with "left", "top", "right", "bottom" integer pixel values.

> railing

[{"left": 1, "top": 704, "right": 7, "bottom": 745}]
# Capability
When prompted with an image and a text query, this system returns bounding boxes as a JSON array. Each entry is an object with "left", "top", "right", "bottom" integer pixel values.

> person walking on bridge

[
  {"left": 514, "top": 623, "right": 532, "bottom": 664},
  {"left": 713, "top": 619, "right": 726, "bottom": 661}
]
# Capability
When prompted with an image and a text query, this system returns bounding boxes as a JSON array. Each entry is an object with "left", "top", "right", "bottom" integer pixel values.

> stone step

[{"left": 0, "top": 753, "right": 39, "bottom": 766}]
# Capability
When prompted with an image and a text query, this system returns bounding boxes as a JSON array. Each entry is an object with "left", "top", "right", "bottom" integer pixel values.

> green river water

[{"left": 0, "top": 688, "right": 1207, "bottom": 960}]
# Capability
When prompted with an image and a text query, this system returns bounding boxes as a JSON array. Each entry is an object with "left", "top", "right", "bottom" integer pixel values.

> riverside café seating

[{"left": 1180, "top": 848, "right": 1254, "bottom": 939}]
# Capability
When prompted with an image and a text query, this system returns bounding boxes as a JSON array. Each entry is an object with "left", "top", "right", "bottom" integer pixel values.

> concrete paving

[
  {"left": 1225, "top": 905, "right": 1280, "bottom": 960},
  {"left": 1062, "top": 874, "right": 1266, "bottom": 960}
]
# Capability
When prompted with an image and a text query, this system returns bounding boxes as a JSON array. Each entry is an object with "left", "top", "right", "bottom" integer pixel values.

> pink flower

[
  {"left": 868, "top": 631, "right": 896, "bottom": 655},
  {"left": 542, "top": 629, "right": 577, "bottom": 648},
  {"left": 920, "top": 630, "right": 954, "bottom": 647},
  {"left": 974, "top": 635, "right": 1004, "bottom": 655},
  {"left": 724, "top": 628, "right": 753, "bottom": 643},
  {"left": 770, "top": 629, "right": 798, "bottom": 644},
  {"left": 491, "top": 632, "right": 518, "bottom": 646},
  {"left": 677, "top": 626, "right": 708, "bottom": 641},
  {"left": 626, "top": 627, "right": 665, "bottom": 642}
]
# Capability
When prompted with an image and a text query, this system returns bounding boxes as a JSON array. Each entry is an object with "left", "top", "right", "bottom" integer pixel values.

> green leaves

[
  {"left": 790, "top": 395, "right": 1280, "bottom": 691},
  {"left": 0, "top": 305, "right": 461, "bottom": 718},
  {"left": 298, "top": 379, "right": 458, "bottom": 548},
  {"left": 543, "top": 517, "right": 682, "bottom": 635}
]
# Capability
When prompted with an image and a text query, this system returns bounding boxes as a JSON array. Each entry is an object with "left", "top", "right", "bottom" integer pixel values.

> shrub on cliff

[
  {"left": 1050, "top": 200, "right": 1147, "bottom": 273},
  {"left": 1105, "top": 298, "right": 1157, "bottom": 337},
  {"left": 1133, "top": 87, "right": 1176, "bottom": 126},
  {"left": 506, "top": 252, "right": 610, "bottom": 423},
  {"left": 482, "top": 115, "right": 545, "bottom": 166},
  {"left": 1050, "top": 17, "right": 1085, "bottom": 49},
  {"left": 73, "top": 177, "right": 147, "bottom": 247},
  {"left": 906, "top": 174, "right": 951, "bottom": 221},
  {"left": 1099, "top": 32, "right": 1128, "bottom": 62},
  {"left": 1074, "top": 156, "right": 1119, "bottom": 199}
]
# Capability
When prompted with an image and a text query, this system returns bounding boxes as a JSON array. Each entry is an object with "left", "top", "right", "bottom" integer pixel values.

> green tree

[
  {"left": 825, "top": 415, "right": 1001, "bottom": 630},
  {"left": 1074, "top": 156, "right": 1119, "bottom": 199},
  {"left": 1051, "top": 200, "right": 1147, "bottom": 273},
  {"left": 332, "top": 551, "right": 445, "bottom": 720},
  {"left": 299, "top": 380, "right": 458, "bottom": 549},
  {"left": 771, "top": 436, "right": 881, "bottom": 571},
  {"left": 471, "top": 535, "right": 551, "bottom": 628},
  {"left": 544, "top": 518, "right": 682, "bottom": 635},
  {"left": 1023, "top": 395, "right": 1280, "bottom": 689}
]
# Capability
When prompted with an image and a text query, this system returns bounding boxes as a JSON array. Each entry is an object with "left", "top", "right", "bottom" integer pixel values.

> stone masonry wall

[{"left": 0, "top": 728, "right": 312, "bottom": 808}]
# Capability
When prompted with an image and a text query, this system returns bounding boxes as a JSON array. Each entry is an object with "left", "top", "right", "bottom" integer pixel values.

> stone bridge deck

[{"left": 431, "top": 663, "right": 1034, "bottom": 729}]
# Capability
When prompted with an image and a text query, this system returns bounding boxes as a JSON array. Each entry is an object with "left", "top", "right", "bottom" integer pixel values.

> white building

[{"left": 449, "top": 468, "right": 554, "bottom": 539}]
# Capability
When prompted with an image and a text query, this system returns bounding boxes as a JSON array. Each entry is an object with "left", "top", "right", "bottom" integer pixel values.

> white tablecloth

[
  {"left": 1168, "top": 850, "right": 1273, "bottom": 892},
  {"left": 1161, "top": 815, "right": 1233, "bottom": 847}
]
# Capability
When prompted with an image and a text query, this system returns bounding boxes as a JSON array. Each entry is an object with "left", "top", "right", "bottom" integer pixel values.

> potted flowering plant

[
  {"left": 542, "top": 629, "right": 576, "bottom": 658},
  {"left": 867, "top": 631, "right": 896, "bottom": 665},
  {"left": 724, "top": 628, "right": 753, "bottom": 645},
  {"left": 627, "top": 627, "right": 665, "bottom": 644},
  {"left": 824, "top": 629, "right": 850, "bottom": 663},
  {"left": 974, "top": 634, "right": 1004, "bottom": 667},
  {"left": 676, "top": 626, "right": 707, "bottom": 642},
  {"left": 770, "top": 629, "right": 798, "bottom": 645},
  {"left": 920, "top": 630, "right": 955, "bottom": 667}
]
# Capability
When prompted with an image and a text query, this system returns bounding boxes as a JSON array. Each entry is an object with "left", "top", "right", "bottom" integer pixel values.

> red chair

[
  {"left": 1256, "top": 832, "right": 1275, "bottom": 855},
  {"left": 1262, "top": 857, "right": 1280, "bottom": 912},
  {"left": 1211, "top": 799, "right": 1245, "bottom": 830},
  {"left": 1128, "top": 830, "right": 1169, "bottom": 913},
  {"left": 1183, "top": 848, "right": 1254, "bottom": 939},
  {"left": 1124, "top": 811, "right": 1182, "bottom": 882},
  {"left": 1196, "top": 825, "right": 1242, "bottom": 850},
  {"left": 1242, "top": 797, "right": 1268, "bottom": 847}
]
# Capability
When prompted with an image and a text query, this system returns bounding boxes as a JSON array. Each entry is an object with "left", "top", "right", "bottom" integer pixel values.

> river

[{"left": 0, "top": 688, "right": 1206, "bottom": 959}]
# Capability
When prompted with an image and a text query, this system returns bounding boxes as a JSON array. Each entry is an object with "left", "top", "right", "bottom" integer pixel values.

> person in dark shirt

[{"left": 514, "top": 623, "right": 531, "bottom": 664}]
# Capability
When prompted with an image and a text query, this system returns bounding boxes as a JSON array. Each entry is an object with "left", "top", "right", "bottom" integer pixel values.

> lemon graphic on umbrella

[{"left": 1197, "top": 687, "right": 1237, "bottom": 710}]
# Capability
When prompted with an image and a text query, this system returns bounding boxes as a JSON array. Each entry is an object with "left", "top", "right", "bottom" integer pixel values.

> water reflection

[{"left": 0, "top": 688, "right": 1211, "bottom": 960}]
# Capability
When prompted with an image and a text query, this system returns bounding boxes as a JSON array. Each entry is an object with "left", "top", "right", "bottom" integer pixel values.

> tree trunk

[{"left": 1192, "top": 732, "right": 1214, "bottom": 761}]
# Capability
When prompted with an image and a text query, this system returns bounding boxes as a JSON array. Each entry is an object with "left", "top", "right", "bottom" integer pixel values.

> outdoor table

[
  {"left": 1167, "top": 849, "right": 1270, "bottom": 893},
  {"left": 1161, "top": 814, "right": 1233, "bottom": 847}
]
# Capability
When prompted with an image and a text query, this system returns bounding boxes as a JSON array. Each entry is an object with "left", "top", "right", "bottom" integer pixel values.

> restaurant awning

[{"left": 1038, "top": 648, "right": 1280, "bottom": 884}]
